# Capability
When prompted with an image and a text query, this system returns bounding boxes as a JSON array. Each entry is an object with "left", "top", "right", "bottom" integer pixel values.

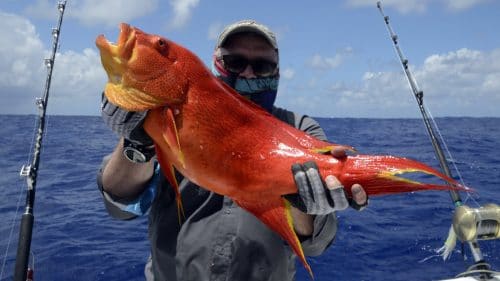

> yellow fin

[
  {"left": 154, "top": 145, "right": 185, "bottom": 224},
  {"left": 235, "top": 197, "right": 313, "bottom": 278},
  {"left": 311, "top": 144, "right": 356, "bottom": 155},
  {"left": 161, "top": 107, "right": 185, "bottom": 168}
]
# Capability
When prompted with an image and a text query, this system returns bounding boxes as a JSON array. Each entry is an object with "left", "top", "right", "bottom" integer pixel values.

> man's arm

[
  {"left": 97, "top": 139, "right": 161, "bottom": 220},
  {"left": 98, "top": 94, "right": 160, "bottom": 219},
  {"left": 102, "top": 138, "right": 155, "bottom": 198}
]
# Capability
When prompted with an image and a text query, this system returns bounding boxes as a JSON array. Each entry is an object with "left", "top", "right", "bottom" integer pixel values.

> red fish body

[{"left": 95, "top": 23, "right": 465, "bottom": 276}]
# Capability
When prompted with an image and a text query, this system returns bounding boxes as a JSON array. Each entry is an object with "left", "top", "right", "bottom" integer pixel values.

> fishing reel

[{"left": 452, "top": 203, "right": 500, "bottom": 242}]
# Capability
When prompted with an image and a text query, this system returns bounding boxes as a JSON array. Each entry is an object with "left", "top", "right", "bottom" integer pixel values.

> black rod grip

[{"left": 14, "top": 213, "right": 34, "bottom": 281}]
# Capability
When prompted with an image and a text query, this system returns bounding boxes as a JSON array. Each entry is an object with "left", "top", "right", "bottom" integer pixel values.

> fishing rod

[
  {"left": 376, "top": 2, "right": 461, "bottom": 203},
  {"left": 377, "top": 2, "right": 499, "bottom": 280},
  {"left": 14, "top": 1, "right": 67, "bottom": 280}
]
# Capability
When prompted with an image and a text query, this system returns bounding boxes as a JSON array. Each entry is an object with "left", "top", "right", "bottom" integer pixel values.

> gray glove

[
  {"left": 285, "top": 161, "right": 350, "bottom": 215},
  {"left": 101, "top": 92, "right": 153, "bottom": 146}
]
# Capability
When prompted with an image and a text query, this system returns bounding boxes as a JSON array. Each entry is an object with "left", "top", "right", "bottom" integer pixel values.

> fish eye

[{"left": 155, "top": 38, "right": 168, "bottom": 54}]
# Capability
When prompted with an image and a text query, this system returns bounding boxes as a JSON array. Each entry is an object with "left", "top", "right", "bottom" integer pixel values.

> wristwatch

[{"left": 123, "top": 138, "right": 156, "bottom": 163}]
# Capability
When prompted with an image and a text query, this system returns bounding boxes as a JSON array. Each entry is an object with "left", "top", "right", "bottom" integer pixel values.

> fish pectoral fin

[
  {"left": 154, "top": 144, "right": 185, "bottom": 224},
  {"left": 160, "top": 107, "right": 185, "bottom": 168},
  {"left": 234, "top": 197, "right": 313, "bottom": 278}
]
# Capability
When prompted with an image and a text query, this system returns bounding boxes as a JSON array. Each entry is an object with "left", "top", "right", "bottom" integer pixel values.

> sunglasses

[{"left": 221, "top": 54, "right": 278, "bottom": 77}]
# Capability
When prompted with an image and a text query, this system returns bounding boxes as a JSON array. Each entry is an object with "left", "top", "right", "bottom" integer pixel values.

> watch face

[{"left": 123, "top": 147, "right": 147, "bottom": 163}]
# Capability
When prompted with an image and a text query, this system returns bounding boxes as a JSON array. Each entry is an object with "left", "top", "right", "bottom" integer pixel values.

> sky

[{"left": 1, "top": 0, "right": 499, "bottom": 118}]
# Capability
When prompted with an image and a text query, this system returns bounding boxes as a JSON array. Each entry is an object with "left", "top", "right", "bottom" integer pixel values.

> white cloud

[
  {"left": 0, "top": 12, "right": 105, "bottom": 115},
  {"left": 23, "top": 0, "right": 55, "bottom": 19},
  {"left": 346, "top": 0, "right": 489, "bottom": 13},
  {"left": 281, "top": 68, "right": 295, "bottom": 80},
  {"left": 208, "top": 22, "right": 223, "bottom": 41},
  {"left": 0, "top": 11, "right": 46, "bottom": 114},
  {"left": 49, "top": 48, "right": 106, "bottom": 115},
  {"left": 307, "top": 48, "right": 353, "bottom": 71},
  {"left": 347, "top": 0, "right": 430, "bottom": 13},
  {"left": 351, "top": 48, "right": 499, "bottom": 116},
  {"left": 308, "top": 54, "right": 343, "bottom": 70},
  {"left": 281, "top": 48, "right": 500, "bottom": 117},
  {"left": 0, "top": 12, "right": 45, "bottom": 87},
  {"left": 167, "top": 0, "right": 200, "bottom": 29},
  {"left": 24, "top": 0, "right": 159, "bottom": 27},
  {"left": 442, "top": 0, "right": 490, "bottom": 11},
  {"left": 417, "top": 48, "right": 500, "bottom": 107}
]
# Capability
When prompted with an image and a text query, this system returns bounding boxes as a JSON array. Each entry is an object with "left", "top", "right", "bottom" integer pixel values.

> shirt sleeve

[
  {"left": 294, "top": 114, "right": 327, "bottom": 141},
  {"left": 96, "top": 154, "right": 160, "bottom": 220},
  {"left": 300, "top": 214, "right": 337, "bottom": 256},
  {"left": 271, "top": 106, "right": 327, "bottom": 141}
]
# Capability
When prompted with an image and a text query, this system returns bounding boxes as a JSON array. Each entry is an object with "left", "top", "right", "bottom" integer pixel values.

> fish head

[{"left": 96, "top": 23, "right": 189, "bottom": 111}]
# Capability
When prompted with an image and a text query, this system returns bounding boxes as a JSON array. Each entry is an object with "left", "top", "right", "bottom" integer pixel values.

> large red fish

[{"left": 95, "top": 23, "right": 466, "bottom": 276}]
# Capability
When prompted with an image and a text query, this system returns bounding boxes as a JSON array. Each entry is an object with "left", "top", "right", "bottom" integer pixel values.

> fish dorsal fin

[
  {"left": 160, "top": 107, "right": 185, "bottom": 168},
  {"left": 234, "top": 197, "right": 313, "bottom": 278}
]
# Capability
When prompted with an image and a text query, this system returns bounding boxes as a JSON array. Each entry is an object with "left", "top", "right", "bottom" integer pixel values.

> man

[{"left": 98, "top": 20, "right": 367, "bottom": 281}]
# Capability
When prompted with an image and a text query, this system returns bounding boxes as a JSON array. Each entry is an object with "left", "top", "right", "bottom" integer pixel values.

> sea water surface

[{"left": 0, "top": 115, "right": 498, "bottom": 281}]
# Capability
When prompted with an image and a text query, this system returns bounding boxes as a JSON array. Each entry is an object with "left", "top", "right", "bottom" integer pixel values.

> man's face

[{"left": 220, "top": 33, "right": 279, "bottom": 78}]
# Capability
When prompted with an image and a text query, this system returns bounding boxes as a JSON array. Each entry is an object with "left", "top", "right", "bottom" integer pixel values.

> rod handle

[{"left": 14, "top": 213, "right": 34, "bottom": 281}]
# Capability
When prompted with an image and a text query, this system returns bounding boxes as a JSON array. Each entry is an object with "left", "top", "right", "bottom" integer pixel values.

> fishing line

[
  {"left": 424, "top": 107, "right": 466, "bottom": 186},
  {"left": 0, "top": 114, "right": 40, "bottom": 280},
  {"left": 423, "top": 108, "right": 485, "bottom": 262},
  {"left": 426, "top": 108, "right": 480, "bottom": 207},
  {"left": 0, "top": 184, "right": 25, "bottom": 280}
]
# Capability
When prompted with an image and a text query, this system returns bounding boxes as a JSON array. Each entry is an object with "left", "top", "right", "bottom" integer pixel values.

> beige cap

[{"left": 216, "top": 19, "right": 278, "bottom": 50}]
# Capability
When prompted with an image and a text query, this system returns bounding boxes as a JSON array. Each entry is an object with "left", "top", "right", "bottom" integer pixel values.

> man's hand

[
  {"left": 101, "top": 93, "right": 152, "bottom": 146},
  {"left": 285, "top": 147, "right": 368, "bottom": 215},
  {"left": 330, "top": 147, "right": 368, "bottom": 210}
]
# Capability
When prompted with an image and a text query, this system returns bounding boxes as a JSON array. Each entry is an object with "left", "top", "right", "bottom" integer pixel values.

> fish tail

[{"left": 339, "top": 155, "right": 470, "bottom": 197}]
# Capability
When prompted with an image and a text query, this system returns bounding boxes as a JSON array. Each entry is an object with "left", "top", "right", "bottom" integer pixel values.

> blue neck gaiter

[{"left": 212, "top": 62, "right": 279, "bottom": 113}]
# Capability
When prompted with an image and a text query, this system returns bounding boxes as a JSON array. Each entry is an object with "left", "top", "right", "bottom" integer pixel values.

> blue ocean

[{"left": 0, "top": 115, "right": 498, "bottom": 281}]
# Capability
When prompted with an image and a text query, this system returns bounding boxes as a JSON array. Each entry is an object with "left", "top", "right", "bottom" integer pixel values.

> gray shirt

[{"left": 97, "top": 107, "right": 338, "bottom": 281}]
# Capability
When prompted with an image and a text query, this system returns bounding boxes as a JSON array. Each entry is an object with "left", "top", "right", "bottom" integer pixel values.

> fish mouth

[
  {"left": 95, "top": 23, "right": 136, "bottom": 85},
  {"left": 96, "top": 23, "right": 163, "bottom": 111}
]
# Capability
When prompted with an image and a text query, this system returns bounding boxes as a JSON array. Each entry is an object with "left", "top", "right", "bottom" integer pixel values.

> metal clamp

[{"left": 20, "top": 165, "right": 31, "bottom": 177}]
